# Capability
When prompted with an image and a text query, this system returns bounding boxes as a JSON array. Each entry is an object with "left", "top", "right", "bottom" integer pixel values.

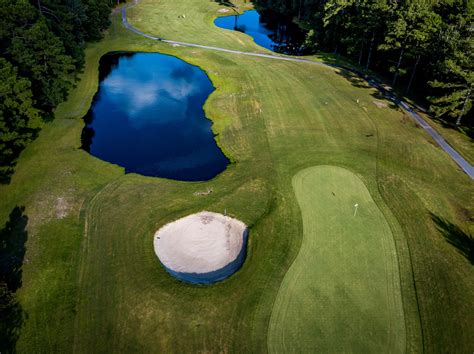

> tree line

[
  {"left": 0, "top": 0, "right": 114, "bottom": 183},
  {"left": 254, "top": 0, "right": 473, "bottom": 128}
]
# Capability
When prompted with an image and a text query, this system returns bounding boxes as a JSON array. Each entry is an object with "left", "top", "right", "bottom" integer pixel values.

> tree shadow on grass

[
  {"left": 333, "top": 67, "right": 399, "bottom": 110},
  {"left": 335, "top": 68, "right": 371, "bottom": 89},
  {"left": 214, "top": 0, "right": 236, "bottom": 8},
  {"left": 0, "top": 289, "right": 24, "bottom": 353},
  {"left": 0, "top": 168, "right": 14, "bottom": 185},
  {"left": 428, "top": 115, "right": 474, "bottom": 139},
  {"left": 313, "top": 52, "right": 341, "bottom": 67},
  {"left": 0, "top": 206, "right": 28, "bottom": 353},
  {"left": 430, "top": 213, "right": 474, "bottom": 265},
  {"left": 370, "top": 91, "right": 399, "bottom": 110}
]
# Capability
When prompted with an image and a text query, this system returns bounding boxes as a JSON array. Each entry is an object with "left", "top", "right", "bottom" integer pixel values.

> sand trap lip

[{"left": 154, "top": 211, "right": 247, "bottom": 275}]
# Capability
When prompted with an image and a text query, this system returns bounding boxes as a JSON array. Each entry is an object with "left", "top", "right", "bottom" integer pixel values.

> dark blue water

[
  {"left": 82, "top": 52, "right": 229, "bottom": 181},
  {"left": 214, "top": 9, "right": 309, "bottom": 55}
]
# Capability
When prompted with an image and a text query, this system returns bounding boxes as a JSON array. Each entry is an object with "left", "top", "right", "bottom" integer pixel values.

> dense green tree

[
  {"left": 36, "top": 0, "right": 87, "bottom": 67},
  {"left": 0, "top": 59, "right": 40, "bottom": 180},
  {"left": 0, "top": 0, "right": 113, "bottom": 182},
  {"left": 0, "top": 0, "right": 38, "bottom": 55},
  {"left": 340, "top": 0, "right": 390, "bottom": 68},
  {"left": 322, "top": 0, "right": 352, "bottom": 54},
  {"left": 362, "top": 0, "right": 391, "bottom": 70},
  {"left": 82, "top": 0, "right": 112, "bottom": 40},
  {"left": 429, "top": 26, "right": 473, "bottom": 126},
  {"left": 379, "top": 1, "right": 441, "bottom": 88},
  {"left": 9, "top": 19, "right": 75, "bottom": 111}
]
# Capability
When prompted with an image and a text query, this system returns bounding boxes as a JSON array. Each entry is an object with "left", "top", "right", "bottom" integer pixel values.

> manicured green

[
  {"left": 268, "top": 165, "right": 405, "bottom": 353},
  {"left": 0, "top": 0, "right": 472, "bottom": 352}
]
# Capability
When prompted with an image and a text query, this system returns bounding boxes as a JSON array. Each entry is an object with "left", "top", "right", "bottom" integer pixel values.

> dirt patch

[
  {"left": 194, "top": 188, "right": 213, "bottom": 196},
  {"left": 55, "top": 197, "right": 71, "bottom": 219},
  {"left": 373, "top": 101, "right": 388, "bottom": 109}
]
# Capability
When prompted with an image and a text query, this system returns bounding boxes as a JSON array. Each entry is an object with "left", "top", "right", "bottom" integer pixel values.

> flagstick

[{"left": 353, "top": 203, "right": 359, "bottom": 217}]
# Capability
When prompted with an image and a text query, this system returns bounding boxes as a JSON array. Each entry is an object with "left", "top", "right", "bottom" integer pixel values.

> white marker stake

[{"left": 353, "top": 203, "right": 359, "bottom": 217}]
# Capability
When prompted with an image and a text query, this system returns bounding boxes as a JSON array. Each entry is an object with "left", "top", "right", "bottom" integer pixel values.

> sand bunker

[
  {"left": 218, "top": 8, "right": 230, "bottom": 13},
  {"left": 154, "top": 211, "right": 248, "bottom": 282}
]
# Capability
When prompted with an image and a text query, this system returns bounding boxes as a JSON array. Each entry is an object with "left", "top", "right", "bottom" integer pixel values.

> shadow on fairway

[
  {"left": 0, "top": 168, "right": 14, "bottom": 185},
  {"left": 429, "top": 116, "right": 474, "bottom": 138},
  {"left": 335, "top": 69, "right": 370, "bottom": 89},
  {"left": 0, "top": 206, "right": 29, "bottom": 352},
  {"left": 214, "top": 0, "right": 236, "bottom": 7},
  {"left": 333, "top": 68, "right": 398, "bottom": 110},
  {"left": 430, "top": 213, "right": 474, "bottom": 265}
]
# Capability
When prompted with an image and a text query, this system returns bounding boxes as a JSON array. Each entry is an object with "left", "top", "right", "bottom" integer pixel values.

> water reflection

[
  {"left": 214, "top": 9, "right": 310, "bottom": 55},
  {"left": 81, "top": 53, "right": 229, "bottom": 181}
]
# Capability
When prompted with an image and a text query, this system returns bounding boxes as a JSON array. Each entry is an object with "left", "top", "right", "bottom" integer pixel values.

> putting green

[{"left": 268, "top": 165, "right": 406, "bottom": 353}]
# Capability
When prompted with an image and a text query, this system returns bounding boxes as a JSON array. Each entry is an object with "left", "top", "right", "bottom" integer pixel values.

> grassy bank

[
  {"left": 0, "top": 0, "right": 472, "bottom": 352},
  {"left": 419, "top": 112, "right": 473, "bottom": 165}
]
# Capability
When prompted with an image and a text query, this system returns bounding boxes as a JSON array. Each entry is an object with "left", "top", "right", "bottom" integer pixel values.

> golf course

[{"left": 0, "top": 0, "right": 472, "bottom": 352}]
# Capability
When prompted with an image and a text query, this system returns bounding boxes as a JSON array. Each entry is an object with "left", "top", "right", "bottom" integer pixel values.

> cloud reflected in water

[{"left": 102, "top": 66, "right": 203, "bottom": 128}]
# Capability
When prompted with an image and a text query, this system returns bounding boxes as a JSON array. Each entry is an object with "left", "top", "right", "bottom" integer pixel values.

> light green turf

[
  {"left": 268, "top": 165, "right": 405, "bottom": 353},
  {"left": 0, "top": 0, "right": 472, "bottom": 352},
  {"left": 127, "top": 0, "right": 262, "bottom": 52}
]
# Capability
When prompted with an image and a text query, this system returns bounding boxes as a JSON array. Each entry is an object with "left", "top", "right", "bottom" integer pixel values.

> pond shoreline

[{"left": 81, "top": 52, "right": 230, "bottom": 181}]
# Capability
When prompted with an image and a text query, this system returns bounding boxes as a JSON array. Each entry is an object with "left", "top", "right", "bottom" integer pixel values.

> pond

[
  {"left": 81, "top": 52, "right": 229, "bottom": 181},
  {"left": 214, "top": 9, "right": 309, "bottom": 55}
]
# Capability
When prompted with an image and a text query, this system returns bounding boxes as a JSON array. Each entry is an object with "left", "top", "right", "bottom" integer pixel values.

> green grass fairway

[
  {"left": 268, "top": 165, "right": 405, "bottom": 353},
  {"left": 127, "top": 0, "right": 260, "bottom": 52},
  {"left": 0, "top": 0, "right": 472, "bottom": 352}
]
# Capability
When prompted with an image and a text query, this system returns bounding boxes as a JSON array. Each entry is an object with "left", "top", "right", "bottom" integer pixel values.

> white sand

[
  {"left": 154, "top": 211, "right": 247, "bottom": 274},
  {"left": 217, "top": 8, "right": 230, "bottom": 13}
]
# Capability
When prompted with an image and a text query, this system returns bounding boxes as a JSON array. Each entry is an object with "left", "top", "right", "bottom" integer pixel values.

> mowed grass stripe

[{"left": 268, "top": 165, "right": 406, "bottom": 353}]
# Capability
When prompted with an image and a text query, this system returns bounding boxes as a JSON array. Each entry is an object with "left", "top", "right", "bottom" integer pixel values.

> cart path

[{"left": 121, "top": 6, "right": 474, "bottom": 179}]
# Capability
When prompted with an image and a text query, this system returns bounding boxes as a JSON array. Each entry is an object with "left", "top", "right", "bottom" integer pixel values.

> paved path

[{"left": 121, "top": 7, "right": 474, "bottom": 179}]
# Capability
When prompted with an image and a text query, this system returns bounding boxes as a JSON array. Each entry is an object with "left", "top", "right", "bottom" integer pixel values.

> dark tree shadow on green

[
  {"left": 0, "top": 287, "right": 24, "bottom": 354},
  {"left": 428, "top": 115, "right": 474, "bottom": 139},
  {"left": 0, "top": 168, "right": 14, "bottom": 185},
  {"left": 333, "top": 67, "right": 399, "bottom": 109},
  {"left": 214, "top": 0, "right": 236, "bottom": 8},
  {"left": 335, "top": 68, "right": 370, "bottom": 89},
  {"left": 0, "top": 206, "right": 28, "bottom": 353},
  {"left": 431, "top": 213, "right": 474, "bottom": 265}
]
